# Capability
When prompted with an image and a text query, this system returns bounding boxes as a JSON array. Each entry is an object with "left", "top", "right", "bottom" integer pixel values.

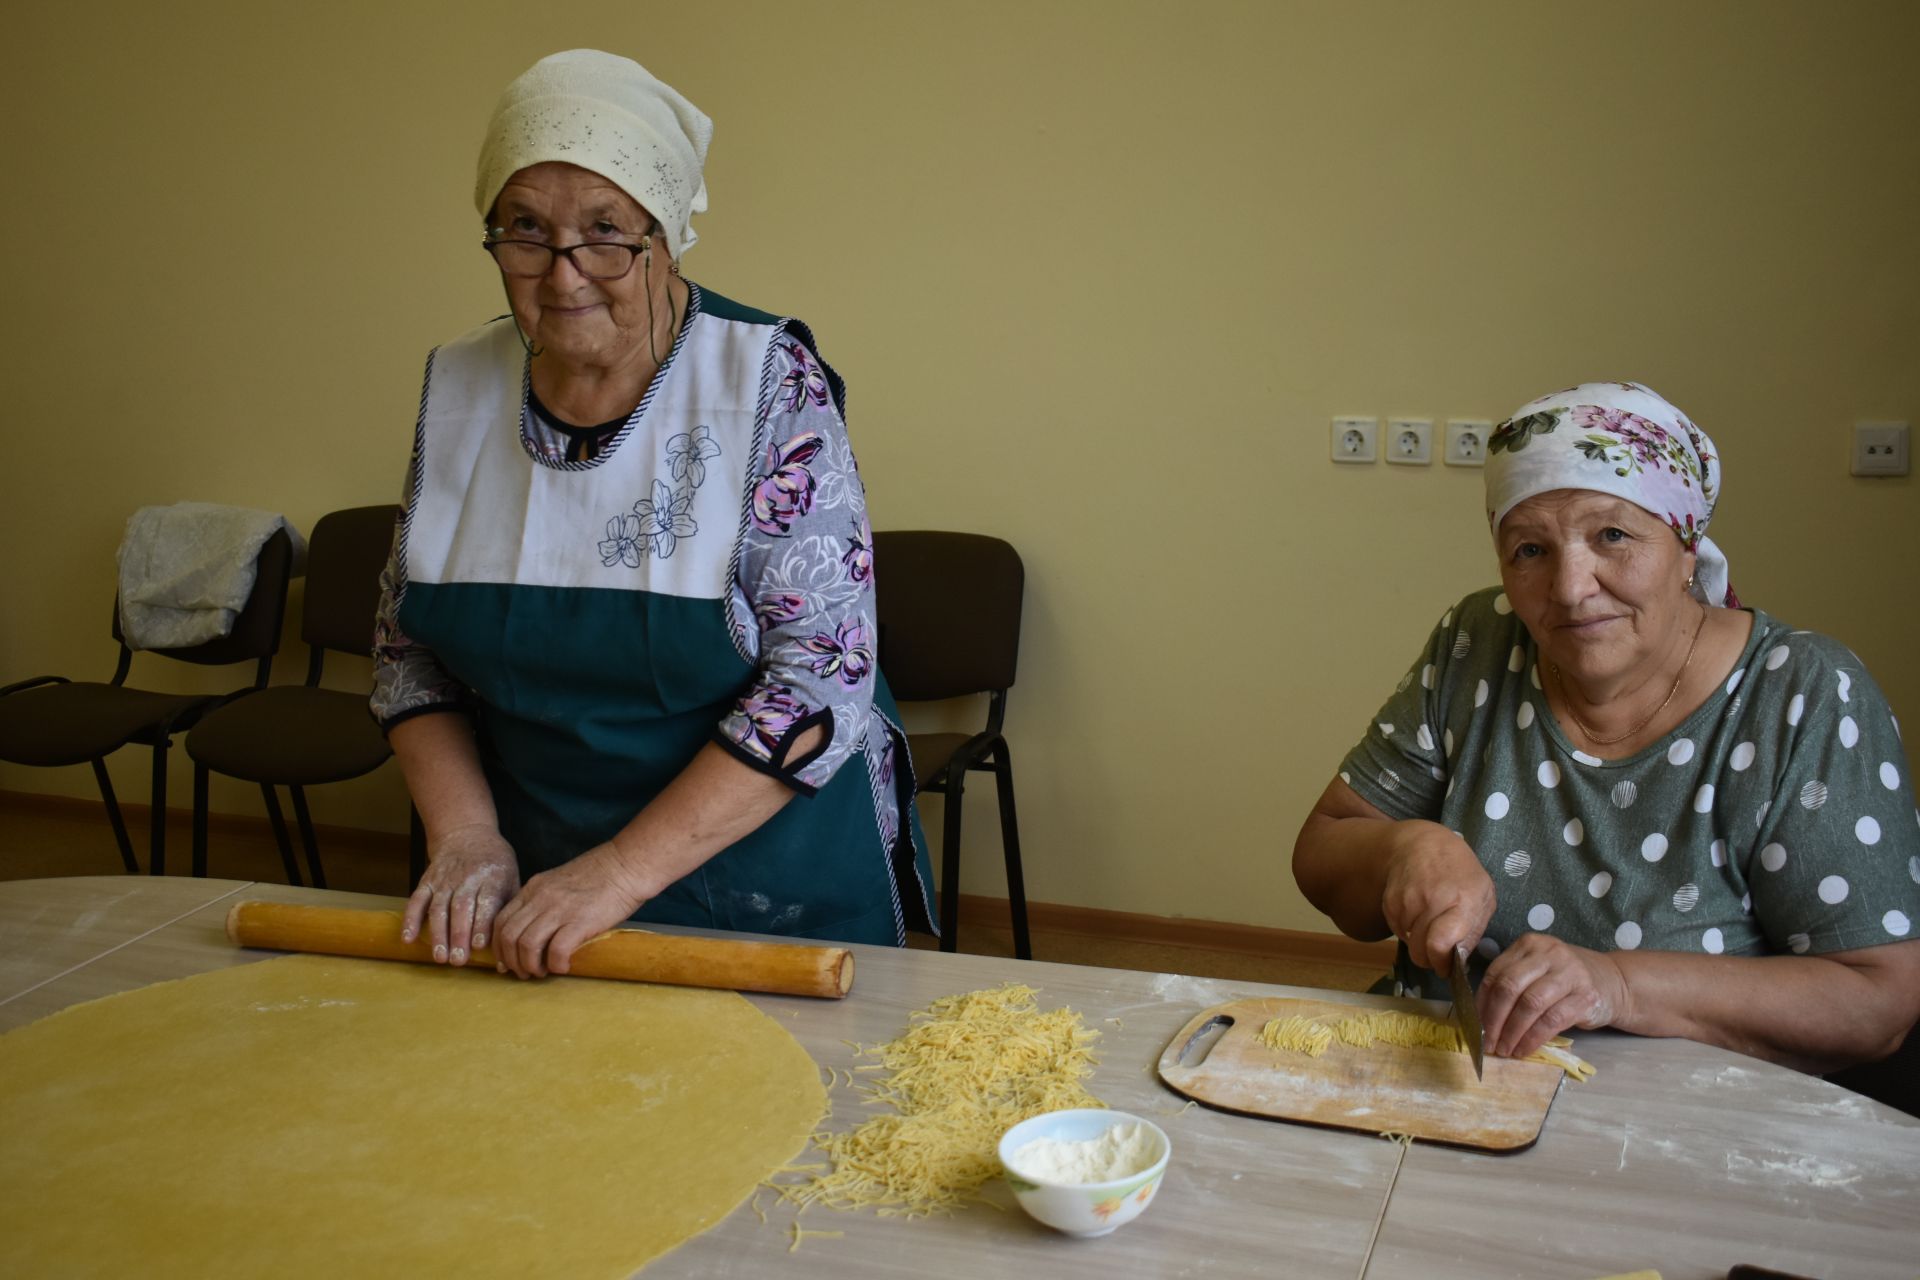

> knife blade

[{"left": 1448, "top": 943, "right": 1484, "bottom": 1081}]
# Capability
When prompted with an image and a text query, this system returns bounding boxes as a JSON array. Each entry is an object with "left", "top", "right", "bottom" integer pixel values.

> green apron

[{"left": 397, "top": 293, "right": 935, "bottom": 946}]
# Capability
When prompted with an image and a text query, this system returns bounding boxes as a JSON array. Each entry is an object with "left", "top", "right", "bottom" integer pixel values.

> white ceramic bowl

[{"left": 998, "top": 1108, "right": 1171, "bottom": 1238}]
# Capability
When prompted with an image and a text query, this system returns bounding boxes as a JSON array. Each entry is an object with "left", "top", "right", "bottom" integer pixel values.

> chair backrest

[
  {"left": 873, "top": 531, "right": 1024, "bottom": 702},
  {"left": 303, "top": 505, "right": 401, "bottom": 656},
  {"left": 110, "top": 527, "right": 294, "bottom": 677}
]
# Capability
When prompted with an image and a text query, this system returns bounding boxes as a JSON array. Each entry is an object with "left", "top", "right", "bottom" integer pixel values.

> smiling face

[
  {"left": 488, "top": 162, "right": 664, "bottom": 371},
  {"left": 1496, "top": 489, "right": 1697, "bottom": 690}
]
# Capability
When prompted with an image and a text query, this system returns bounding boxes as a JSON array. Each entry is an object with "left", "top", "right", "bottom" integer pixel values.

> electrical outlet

[
  {"left": 1445, "top": 419, "right": 1491, "bottom": 467},
  {"left": 1851, "top": 421, "right": 1910, "bottom": 476},
  {"left": 1331, "top": 416, "right": 1378, "bottom": 463},
  {"left": 1386, "top": 418, "right": 1433, "bottom": 465}
]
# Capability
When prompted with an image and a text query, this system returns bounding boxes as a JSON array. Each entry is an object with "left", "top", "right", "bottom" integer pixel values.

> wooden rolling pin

[{"left": 225, "top": 901, "right": 854, "bottom": 999}]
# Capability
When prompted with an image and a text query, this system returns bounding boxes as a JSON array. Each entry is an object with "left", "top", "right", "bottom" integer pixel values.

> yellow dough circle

[{"left": 0, "top": 954, "right": 826, "bottom": 1278}]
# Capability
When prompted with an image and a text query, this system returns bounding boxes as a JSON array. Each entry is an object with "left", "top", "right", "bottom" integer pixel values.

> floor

[{"left": 0, "top": 794, "right": 1376, "bottom": 993}]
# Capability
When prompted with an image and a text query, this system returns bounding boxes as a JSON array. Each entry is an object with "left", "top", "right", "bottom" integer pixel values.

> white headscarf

[
  {"left": 474, "top": 50, "right": 712, "bottom": 261},
  {"left": 1485, "top": 381, "right": 1736, "bottom": 607}
]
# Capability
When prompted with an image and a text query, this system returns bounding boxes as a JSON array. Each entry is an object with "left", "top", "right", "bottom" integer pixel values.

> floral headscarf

[{"left": 1486, "top": 381, "right": 1736, "bottom": 607}]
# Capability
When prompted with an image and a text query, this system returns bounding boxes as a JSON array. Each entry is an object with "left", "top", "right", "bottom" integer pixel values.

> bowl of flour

[{"left": 998, "top": 1109, "right": 1172, "bottom": 1237}]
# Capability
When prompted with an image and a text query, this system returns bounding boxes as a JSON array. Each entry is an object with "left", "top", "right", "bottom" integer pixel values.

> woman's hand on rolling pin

[
  {"left": 489, "top": 846, "right": 654, "bottom": 979},
  {"left": 401, "top": 824, "right": 520, "bottom": 967},
  {"left": 1380, "top": 822, "right": 1495, "bottom": 976},
  {"left": 1478, "top": 933, "right": 1627, "bottom": 1061}
]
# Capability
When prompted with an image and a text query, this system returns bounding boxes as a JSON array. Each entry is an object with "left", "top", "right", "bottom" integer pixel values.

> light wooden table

[{"left": 3, "top": 877, "right": 1915, "bottom": 1280}]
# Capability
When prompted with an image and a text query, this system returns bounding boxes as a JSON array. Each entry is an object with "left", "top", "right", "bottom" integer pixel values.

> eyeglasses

[{"left": 483, "top": 239, "right": 649, "bottom": 281}]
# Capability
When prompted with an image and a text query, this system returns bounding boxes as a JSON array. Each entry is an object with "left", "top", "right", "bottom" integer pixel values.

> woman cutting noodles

[
  {"left": 371, "top": 50, "right": 935, "bottom": 975},
  {"left": 1292, "top": 381, "right": 1920, "bottom": 1073}
]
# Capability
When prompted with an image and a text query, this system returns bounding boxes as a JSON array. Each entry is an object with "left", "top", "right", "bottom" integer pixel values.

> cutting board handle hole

[{"left": 1176, "top": 1015, "right": 1234, "bottom": 1067}]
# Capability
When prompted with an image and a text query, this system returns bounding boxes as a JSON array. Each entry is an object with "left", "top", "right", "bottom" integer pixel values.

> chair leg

[
  {"left": 90, "top": 758, "right": 140, "bottom": 875},
  {"left": 148, "top": 739, "right": 169, "bottom": 876},
  {"left": 938, "top": 770, "right": 964, "bottom": 953},
  {"left": 192, "top": 763, "right": 210, "bottom": 878},
  {"left": 289, "top": 785, "right": 327, "bottom": 890},
  {"left": 408, "top": 807, "right": 427, "bottom": 889},
  {"left": 260, "top": 785, "right": 304, "bottom": 886},
  {"left": 990, "top": 742, "right": 1031, "bottom": 961}
]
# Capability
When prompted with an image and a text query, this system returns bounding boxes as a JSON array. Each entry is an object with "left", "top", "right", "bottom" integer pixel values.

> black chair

[
  {"left": 186, "top": 505, "right": 421, "bottom": 888},
  {"left": 0, "top": 529, "right": 294, "bottom": 875},
  {"left": 873, "top": 531, "right": 1030, "bottom": 959}
]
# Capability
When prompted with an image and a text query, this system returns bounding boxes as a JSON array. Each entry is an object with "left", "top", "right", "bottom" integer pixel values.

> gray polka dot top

[{"left": 1341, "top": 587, "right": 1920, "bottom": 988}]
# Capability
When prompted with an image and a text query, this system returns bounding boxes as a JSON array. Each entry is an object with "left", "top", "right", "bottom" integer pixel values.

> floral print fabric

[
  {"left": 715, "top": 336, "right": 884, "bottom": 793},
  {"left": 597, "top": 479, "right": 700, "bottom": 564},
  {"left": 1485, "top": 381, "right": 1735, "bottom": 607},
  {"left": 371, "top": 514, "right": 467, "bottom": 724}
]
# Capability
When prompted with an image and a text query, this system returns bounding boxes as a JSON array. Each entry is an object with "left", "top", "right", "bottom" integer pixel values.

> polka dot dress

[{"left": 1341, "top": 587, "right": 1920, "bottom": 994}]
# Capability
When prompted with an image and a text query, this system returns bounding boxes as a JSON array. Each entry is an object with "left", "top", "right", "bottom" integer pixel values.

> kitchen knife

[{"left": 1449, "top": 942, "right": 1484, "bottom": 1080}]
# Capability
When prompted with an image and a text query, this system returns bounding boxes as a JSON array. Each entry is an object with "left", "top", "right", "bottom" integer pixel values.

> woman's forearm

[
  {"left": 1294, "top": 778, "right": 1485, "bottom": 944},
  {"left": 1611, "top": 943, "right": 1920, "bottom": 1073},
  {"left": 1292, "top": 811, "right": 1399, "bottom": 940},
  {"left": 597, "top": 739, "right": 811, "bottom": 901},
  {"left": 387, "top": 713, "right": 499, "bottom": 842},
  {"left": 480, "top": 735, "right": 820, "bottom": 978},
  {"left": 393, "top": 713, "right": 815, "bottom": 902}
]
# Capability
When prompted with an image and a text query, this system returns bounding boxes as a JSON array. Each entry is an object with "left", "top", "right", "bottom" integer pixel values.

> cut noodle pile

[
  {"left": 1257, "top": 1009, "right": 1595, "bottom": 1081},
  {"left": 767, "top": 983, "right": 1104, "bottom": 1217},
  {"left": 1255, "top": 1014, "right": 1333, "bottom": 1057}
]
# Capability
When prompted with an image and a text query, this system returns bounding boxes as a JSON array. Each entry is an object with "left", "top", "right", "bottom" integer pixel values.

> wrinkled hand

[
  {"left": 1480, "top": 933, "right": 1626, "bottom": 1061},
  {"left": 402, "top": 824, "right": 521, "bottom": 967},
  {"left": 1380, "top": 822, "right": 1496, "bottom": 975},
  {"left": 490, "top": 846, "right": 652, "bottom": 979}
]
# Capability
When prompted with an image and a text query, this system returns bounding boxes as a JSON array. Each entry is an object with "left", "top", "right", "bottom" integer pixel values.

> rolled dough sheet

[{"left": 0, "top": 954, "right": 826, "bottom": 1278}]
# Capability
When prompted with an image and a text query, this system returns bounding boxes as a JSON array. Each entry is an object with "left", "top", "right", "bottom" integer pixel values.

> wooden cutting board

[{"left": 1156, "top": 996, "right": 1564, "bottom": 1152}]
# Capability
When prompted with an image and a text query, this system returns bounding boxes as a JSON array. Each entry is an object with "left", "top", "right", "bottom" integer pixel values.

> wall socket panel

[
  {"left": 1445, "top": 419, "right": 1492, "bottom": 467},
  {"left": 1386, "top": 418, "right": 1433, "bottom": 465},
  {"left": 1331, "top": 416, "right": 1379, "bottom": 463},
  {"left": 1331, "top": 415, "right": 1497, "bottom": 467},
  {"left": 1851, "top": 421, "right": 1910, "bottom": 476}
]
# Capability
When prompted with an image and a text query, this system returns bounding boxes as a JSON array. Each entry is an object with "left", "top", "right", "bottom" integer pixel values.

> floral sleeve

[
  {"left": 714, "top": 334, "right": 876, "bottom": 796},
  {"left": 369, "top": 449, "right": 469, "bottom": 729}
]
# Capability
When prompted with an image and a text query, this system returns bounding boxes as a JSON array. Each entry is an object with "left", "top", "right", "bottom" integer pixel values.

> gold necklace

[{"left": 1552, "top": 606, "right": 1706, "bottom": 748}]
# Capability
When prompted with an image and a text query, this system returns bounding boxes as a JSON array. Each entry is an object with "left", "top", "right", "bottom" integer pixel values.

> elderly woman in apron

[
  {"left": 373, "top": 50, "right": 935, "bottom": 976},
  {"left": 1292, "top": 382, "right": 1920, "bottom": 1074}
]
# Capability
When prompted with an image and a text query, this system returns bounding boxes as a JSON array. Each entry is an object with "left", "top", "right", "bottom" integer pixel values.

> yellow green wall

[{"left": 3, "top": 1, "right": 1913, "bottom": 932}]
